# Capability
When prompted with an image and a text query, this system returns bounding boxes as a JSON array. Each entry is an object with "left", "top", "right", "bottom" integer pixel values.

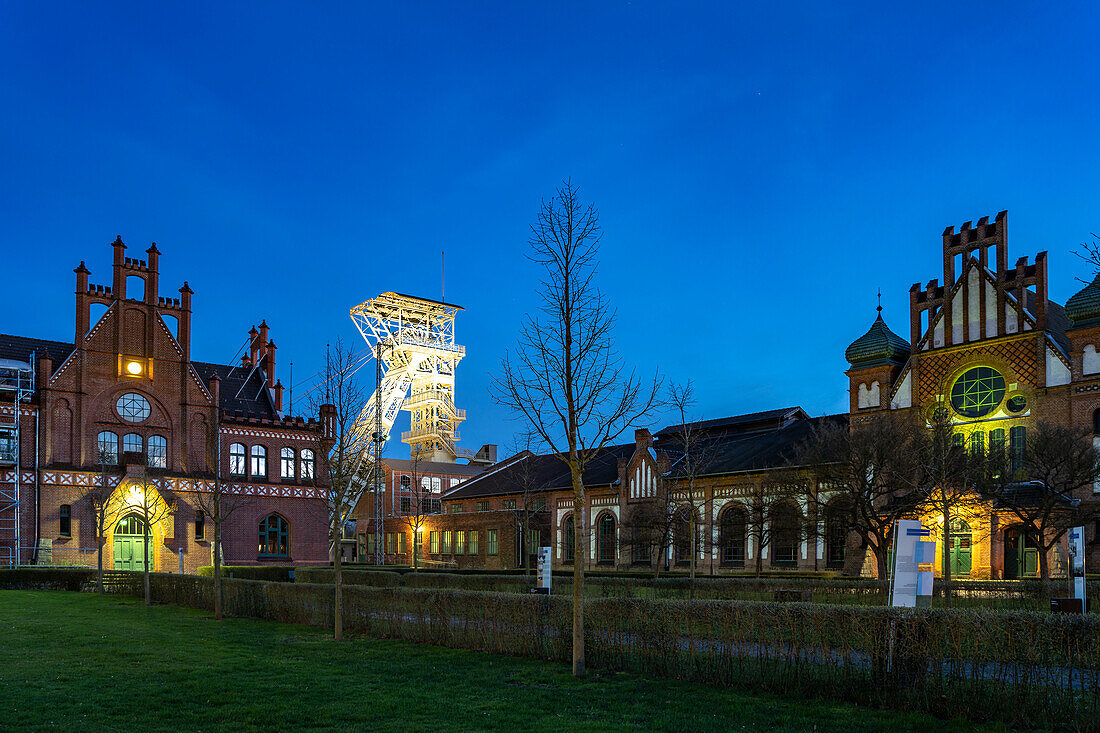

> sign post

[
  {"left": 890, "top": 520, "right": 934, "bottom": 608},
  {"left": 535, "top": 547, "right": 552, "bottom": 594},
  {"left": 1069, "top": 526, "right": 1086, "bottom": 612}
]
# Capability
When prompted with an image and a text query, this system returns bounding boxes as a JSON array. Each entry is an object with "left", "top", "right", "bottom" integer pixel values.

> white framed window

[
  {"left": 251, "top": 445, "right": 267, "bottom": 477},
  {"left": 280, "top": 447, "right": 296, "bottom": 479},
  {"left": 229, "top": 443, "right": 246, "bottom": 476},
  {"left": 300, "top": 449, "right": 315, "bottom": 480}
]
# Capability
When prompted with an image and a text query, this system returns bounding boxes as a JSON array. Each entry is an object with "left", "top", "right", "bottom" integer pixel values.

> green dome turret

[
  {"left": 846, "top": 308, "right": 910, "bottom": 366},
  {"left": 1065, "top": 273, "right": 1100, "bottom": 327}
]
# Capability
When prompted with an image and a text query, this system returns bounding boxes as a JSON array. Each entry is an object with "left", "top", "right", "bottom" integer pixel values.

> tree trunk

[
  {"left": 213, "top": 521, "right": 223, "bottom": 620},
  {"left": 97, "top": 534, "right": 105, "bottom": 594},
  {"left": 571, "top": 468, "right": 585, "bottom": 679},
  {"left": 334, "top": 522, "right": 344, "bottom": 641},
  {"left": 875, "top": 541, "right": 889, "bottom": 599},
  {"left": 689, "top": 515, "right": 697, "bottom": 600},
  {"left": 941, "top": 506, "right": 952, "bottom": 608},
  {"left": 143, "top": 523, "right": 151, "bottom": 606}
]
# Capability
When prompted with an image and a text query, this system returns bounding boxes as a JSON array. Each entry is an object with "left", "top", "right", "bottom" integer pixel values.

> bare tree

[
  {"left": 912, "top": 408, "right": 988, "bottom": 606},
  {"left": 129, "top": 466, "right": 176, "bottom": 606},
  {"left": 743, "top": 473, "right": 810, "bottom": 578},
  {"left": 664, "top": 381, "right": 721, "bottom": 598},
  {"left": 977, "top": 421, "right": 1100, "bottom": 582},
  {"left": 493, "top": 180, "right": 662, "bottom": 678},
  {"left": 797, "top": 413, "right": 924, "bottom": 583},
  {"left": 85, "top": 449, "right": 121, "bottom": 593},
  {"left": 192, "top": 418, "right": 251, "bottom": 620},
  {"left": 312, "top": 339, "right": 371, "bottom": 641},
  {"left": 1074, "top": 233, "right": 1100, "bottom": 279},
  {"left": 393, "top": 447, "right": 432, "bottom": 571}
]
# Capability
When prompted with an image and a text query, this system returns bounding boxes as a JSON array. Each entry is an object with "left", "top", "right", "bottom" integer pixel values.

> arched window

[
  {"left": 258, "top": 514, "right": 289, "bottom": 557},
  {"left": 115, "top": 513, "right": 147, "bottom": 535},
  {"left": 597, "top": 513, "right": 616, "bottom": 565},
  {"left": 825, "top": 503, "right": 848, "bottom": 568},
  {"left": 719, "top": 504, "right": 747, "bottom": 566},
  {"left": 300, "top": 449, "right": 315, "bottom": 480},
  {"left": 561, "top": 513, "right": 575, "bottom": 564},
  {"left": 147, "top": 435, "right": 167, "bottom": 468},
  {"left": 123, "top": 433, "right": 143, "bottom": 455},
  {"left": 770, "top": 502, "right": 801, "bottom": 566},
  {"left": 250, "top": 445, "right": 267, "bottom": 478},
  {"left": 280, "top": 447, "right": 296, "bottom": 479},
  {"left": 671, "top": 506, "right": 695, "bottom": 565},
  {"left": 229, "top": 443, "right": 246, "bottom": 476},
  {"left": 96, "top": 431, "right": 119, "bottom": 464}
]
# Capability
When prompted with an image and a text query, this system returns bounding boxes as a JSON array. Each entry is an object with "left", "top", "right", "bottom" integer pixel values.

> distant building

[
  {"left": 375, "top": 211, "right": 1100, "bottom": 577},
  {"left": 0, "top": 237, "right": 330, "bottom": 571}
]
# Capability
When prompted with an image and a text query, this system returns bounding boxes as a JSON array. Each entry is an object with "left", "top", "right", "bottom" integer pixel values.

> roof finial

[{"left": 876, "top": 289, "right": 882, "bottom": 313}]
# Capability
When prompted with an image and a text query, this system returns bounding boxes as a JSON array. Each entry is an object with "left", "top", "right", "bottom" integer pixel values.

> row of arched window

[
  {"left": 229, "top": 443, "right": 315, "bottom": 481},
  {"left": 97, "top": 431, "right": 167, "bottom": 468},
  {"left": 560, "top": 502, "right": 850, "bottom": 568}
]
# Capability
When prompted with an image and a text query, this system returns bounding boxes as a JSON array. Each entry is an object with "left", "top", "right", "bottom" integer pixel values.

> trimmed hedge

[
  {"left": 197, "top": 566, "right": 296, "bottom": 583},
  {"left": 0, "top": 567, "right": 97, "bottom": 591},
  {"left": 113, "top": 573, "right": 1099, "bottom": 730}
]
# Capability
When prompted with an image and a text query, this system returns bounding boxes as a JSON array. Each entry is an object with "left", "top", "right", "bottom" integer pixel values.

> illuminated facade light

[{"left": 126, "top": 360, "right": 143, "bottom": 375}]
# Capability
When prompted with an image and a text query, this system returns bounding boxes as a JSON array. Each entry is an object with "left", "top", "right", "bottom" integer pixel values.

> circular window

[
  {"left": 116, "top": 393, "right": 151, "bottom": 423},
  {"left": 950, "top": 367, "right": 1005, "bottom": 418},
  {"left": 1007, "top": 395, "right": 1027, "bottom": 413}
]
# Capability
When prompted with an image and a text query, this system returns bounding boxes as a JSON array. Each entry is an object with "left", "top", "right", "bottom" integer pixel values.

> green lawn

[{"left": 0, "top": 591, "right": 1011, "bottom": 732}]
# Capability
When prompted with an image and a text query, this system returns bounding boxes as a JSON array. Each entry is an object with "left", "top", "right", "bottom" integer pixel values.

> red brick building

[{"left": 0, "top": 237, "right": 330, "bottom": 572}]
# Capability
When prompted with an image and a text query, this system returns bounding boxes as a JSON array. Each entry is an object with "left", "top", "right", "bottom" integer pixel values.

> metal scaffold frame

[{"left": 0, "top": 354, "right": 34, "bottom": 568}]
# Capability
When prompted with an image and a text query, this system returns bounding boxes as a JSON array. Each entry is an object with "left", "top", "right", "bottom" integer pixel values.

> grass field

[{"left": 0, "top": 591, "right": 1012, "bottom": 732}]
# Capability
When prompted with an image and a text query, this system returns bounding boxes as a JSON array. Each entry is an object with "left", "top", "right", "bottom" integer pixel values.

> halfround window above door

[
  {"left": 117, "top": 393, "right": 151, "bottom": 423},
  {"left": 949, "top": 367, "right": 1005, "bottom": 419}
]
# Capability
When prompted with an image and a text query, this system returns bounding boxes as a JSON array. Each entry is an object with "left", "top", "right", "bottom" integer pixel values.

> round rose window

[
  {"left": 116, "top": 393, "right": 151, "bottom": 423},
  {"left": 949, "top": 367, "right": 1005, "bottom": 419}
]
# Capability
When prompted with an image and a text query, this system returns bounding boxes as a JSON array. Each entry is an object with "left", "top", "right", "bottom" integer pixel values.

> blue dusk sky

[{"left": 2, "top": 3, "right": 1100, "bottom": 458}]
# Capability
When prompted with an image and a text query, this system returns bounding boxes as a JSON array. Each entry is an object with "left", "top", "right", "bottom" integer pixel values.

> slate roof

[
  {"left": 383, "top": 457, "right": 487, "bottom": 477},
  {"left": 655, "top": 407, "right": 808, "bottom": 437},
  {"left": 657, "top": 413, "right": 849, "bottom": 477},
  {"left": 443, "top": 443, "right": 636, "bottom": 500},
  {"left": 192, "top": 361, "right": 278, "bottom": 418},
  {"left": 1063, "top": 273, "right": 1100, "bottom": 328},
  {"left": 0, "top": 334, "right": 76, "bottom": 374},
  {"left": 845, "top": 312, "right": 911, "bottom": 366}
]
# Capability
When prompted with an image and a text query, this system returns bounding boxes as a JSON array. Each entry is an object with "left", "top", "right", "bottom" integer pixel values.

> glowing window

[
  {"left": 258, "top": 514, "right": 289, "bottom": 556},
  {"left": 949, "top": 367, "right": 1005, "bottom": 419},
  {"left": 116, "top": 393, "right": 151, "bottom": 422}
]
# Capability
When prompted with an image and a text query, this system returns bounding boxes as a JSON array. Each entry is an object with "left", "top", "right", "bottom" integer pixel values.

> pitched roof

[
  {"left": 383, "top": 457, "right": 487, "bottom": 477},
  {"left": 443, "top": 443, "right": 636, "bottom": 500},
  {"left": 0, "top": 334, "right": 75, "bottom": 374},
  {"left": 192, "top": 361, "right": 278, "bottom": 418},
  {"left": 657, "top": 413, "right": 848, "bottom": 477},
  {"left": 655, "top": 407, "right": 808, "bottom": 437}
]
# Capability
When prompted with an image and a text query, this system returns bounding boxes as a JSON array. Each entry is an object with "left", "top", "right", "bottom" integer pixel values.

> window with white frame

[
  {"left": 280, "top": 447, "right": 296, "bottom": 479},
  {"left": 300, "top": 449, "right": 315, "bottom": 480},
  {"left": 251, "top": 445, "right": 267, "bottom": 478},
  {"left": 229, "top": 443, "right": 246, "bottom": 476}
]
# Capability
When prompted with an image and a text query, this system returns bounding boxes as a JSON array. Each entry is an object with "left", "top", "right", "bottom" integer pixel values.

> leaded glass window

[
  {"left": 116, "top": 393, "right": 151, "bottom": 422},
  {"left": 949, "top": 367, "right": 1005, "bottom": 418}
]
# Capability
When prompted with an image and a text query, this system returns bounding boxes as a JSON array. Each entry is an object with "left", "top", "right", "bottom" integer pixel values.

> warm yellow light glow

[
  {"left": 129, "top": 486, "right": 143, "bottom": 505},
  {"left": 126, "top": 361, "right": 143, "bottom": 375}
]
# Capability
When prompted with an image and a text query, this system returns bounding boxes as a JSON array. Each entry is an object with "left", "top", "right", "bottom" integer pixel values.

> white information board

[
  {"left": 1069, "top": 526, "right": 1086, "bottom": 607},
  {"left": 890, "top": 520, "right": 933, "bottom": 608},
  {"left": 536, "top": 547, "right": 552, "bottom": 591}
]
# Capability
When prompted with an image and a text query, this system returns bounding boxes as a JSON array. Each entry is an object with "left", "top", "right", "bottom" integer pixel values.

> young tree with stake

[{"left": 494, "top": 180, "right": 661, "bottom": 678}]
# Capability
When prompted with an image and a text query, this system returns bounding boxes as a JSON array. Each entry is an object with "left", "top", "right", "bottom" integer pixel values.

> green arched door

[
  {"left": 113, "top": 513, "right": 148, "bottom": 571},
  {"left": 1004, "top": 525, "right": 1039, "bottom": 579},
  {"left": 948, "top": 519, "right": 972, "bottom": 577}
]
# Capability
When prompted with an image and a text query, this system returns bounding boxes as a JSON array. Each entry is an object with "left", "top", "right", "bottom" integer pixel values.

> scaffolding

[{"left": 0, "top": 355, "right": 34, "bottom": 568}]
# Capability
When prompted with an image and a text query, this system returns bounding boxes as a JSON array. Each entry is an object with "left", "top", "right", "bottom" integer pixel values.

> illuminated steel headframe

[{"left": 349, "top": 292, "right": 469, "bottom": 464}]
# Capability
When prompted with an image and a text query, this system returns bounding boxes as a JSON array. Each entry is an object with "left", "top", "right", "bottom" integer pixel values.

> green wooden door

[
  {"left": 113, "top": 514, "right": 148, "bottom": 571},
  {"left": 948, "top": 519, "right": 972, "bottom": 578}
]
